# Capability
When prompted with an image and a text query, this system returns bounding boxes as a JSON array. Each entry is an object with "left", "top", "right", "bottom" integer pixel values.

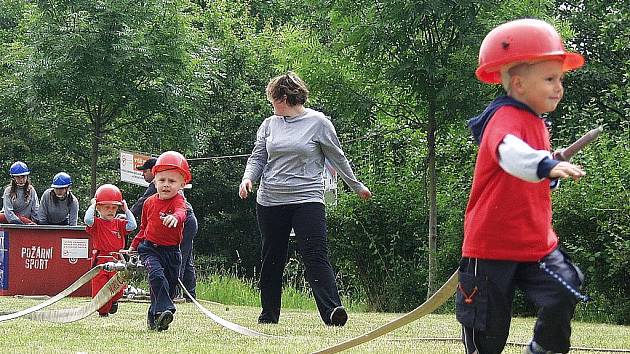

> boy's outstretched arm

[{"left": 497, "top": 134, "right": 585, "bottom": 182}]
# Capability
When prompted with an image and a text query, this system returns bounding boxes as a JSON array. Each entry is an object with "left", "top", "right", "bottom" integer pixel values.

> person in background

[
  {"left": 458, "top": 19, "right": 588, "bottom": 354},
  {"left": 38, "top": 172, "right": 79, "bottom": 226},
  {"left": 130, "top": 157, "right": 157, "bottom": 221},
  {"left": 129, "top": 151, "right": 191, "bottom": 331},
  {"left": 239, "top": 71, "right": 372, "bottom": 327},
  {"left": 131, "top": 156, "right": 198, "bottom": 302},
  {"left": 85, "top": 184, "right": 137, "bottom": 317},
  {"left": 0, "top": 161, "right": 39, "bottom": 224}
]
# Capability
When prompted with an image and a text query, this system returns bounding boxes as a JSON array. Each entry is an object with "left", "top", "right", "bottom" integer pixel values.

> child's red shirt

[
  {"left": 130, "top": 193, "right": 187, "bottom": 249},
  {"left": 462, "top": 106, "right": 558, "bottom": 261},
  {"left": 86, "top": 218, "right": 128, "bottom": 253}
]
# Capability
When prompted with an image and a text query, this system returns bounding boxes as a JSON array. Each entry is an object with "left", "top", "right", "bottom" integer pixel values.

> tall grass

[{"left": 196, "top": 274, "right": 366, "bottom": 312}]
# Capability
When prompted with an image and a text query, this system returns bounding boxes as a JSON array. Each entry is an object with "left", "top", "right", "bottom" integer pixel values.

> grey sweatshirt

[
  {"left": 243, "top": 108, "right": 365, "bottom": 206},
  {"left": 1, "top": 185, "right": 39, "bottom": 223},
  {"left": 38, "top": 188, "right": 79, "bottom": 226}
]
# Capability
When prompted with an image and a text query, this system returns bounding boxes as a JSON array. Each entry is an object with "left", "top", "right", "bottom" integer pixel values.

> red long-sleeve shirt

[{"left": 130, "top": 193, "right": 187, "bottom": 249}]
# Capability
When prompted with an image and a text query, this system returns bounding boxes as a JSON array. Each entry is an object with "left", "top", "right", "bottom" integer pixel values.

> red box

[{"left": 0, "top": 224, "right": 92, "bottom": 297}]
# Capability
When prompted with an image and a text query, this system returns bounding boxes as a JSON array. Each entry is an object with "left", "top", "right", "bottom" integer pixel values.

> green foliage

[
  {"left": 552, "top": 134, "right": 630, "bottom": 323},
  {"left": 0, "top": 0, "right": 628, "bottom": 324}
]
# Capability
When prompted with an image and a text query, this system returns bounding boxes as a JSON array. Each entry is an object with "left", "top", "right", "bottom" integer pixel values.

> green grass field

[{"left": 1, "top": 296, "right": 629, "bottom": 354}]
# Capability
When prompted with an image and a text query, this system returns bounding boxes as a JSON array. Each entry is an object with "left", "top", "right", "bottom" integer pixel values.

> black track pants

[{"left": 256, "top": 202, "right": 342, "bottom": 324}]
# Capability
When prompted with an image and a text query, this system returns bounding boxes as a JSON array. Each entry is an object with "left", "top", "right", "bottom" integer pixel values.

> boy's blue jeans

[
  {"left": 138, "top": 240, "right": 182, "bottom": 321},
  {"left": 456, "top": 248, "right": 584, "bottom": 354}
]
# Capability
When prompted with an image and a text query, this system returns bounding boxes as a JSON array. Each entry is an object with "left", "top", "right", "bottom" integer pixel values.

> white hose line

[
  {"left": 0, "top": 265, "right": 103, "bottom": 323},
  {"left": 178, "top": 278, "right": 278, "bottom": 338},
  {"left": 26, "top": 272, "right": 128, "bottom": 323},
  {"left": 313, "top": 270, "right": 459, "bottom": 354}
]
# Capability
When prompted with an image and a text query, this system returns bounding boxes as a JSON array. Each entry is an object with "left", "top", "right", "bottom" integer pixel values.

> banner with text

[{"left": 120, "top": 151, "right": 152, "bottom": 187}]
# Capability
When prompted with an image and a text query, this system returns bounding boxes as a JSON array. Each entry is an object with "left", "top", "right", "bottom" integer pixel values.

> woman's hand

[
  {"left": 357, "top": 186, "right": 372, "bottom": 200},
  {"left": 239, "top": 179, "right": 253, "bottom": 199}
]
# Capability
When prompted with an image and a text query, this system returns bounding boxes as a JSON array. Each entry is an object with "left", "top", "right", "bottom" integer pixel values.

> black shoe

[
  {"left": 257, "top": 315, "right": 278, "bottom": 324},
  {"left": 109, "top": 302, "right": 118, "bottom": 314},
  {"left": 155, "top": 310, "right": 173, "bottom": 332},
  {"left": 147, "top": 315, "right": 156, "bottom": 330},
  {"left": 98, "top": 313, "right": 109, "bottom": 318},
  {"left": 257, "top": 318, "right": 278, "bottom": 324},
  {"left": 329, "top": 306, "right": 348, "bottom": 326}
]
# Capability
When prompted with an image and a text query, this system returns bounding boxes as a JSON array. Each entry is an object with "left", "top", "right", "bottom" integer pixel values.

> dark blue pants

[
  {"left": 256, "top": 202, "right": 342, "bottom": 324},
  {"left": 456, "top": 248, "right": 584, "bottom": 354},
  {"left": 179, "top": 211, "right": 198, "bottom": 299},
  {"left": 138, "top": 241, "right": 181, "bottom": 320}
]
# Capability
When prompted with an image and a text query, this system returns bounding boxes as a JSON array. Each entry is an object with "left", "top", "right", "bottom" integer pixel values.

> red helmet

[
  {"left": 476, "top": 19, "right": 584, "bottom": 84},
  {"left": 95, "top": 184, "right": 123, "bottom": 205},
  {"left": 152, "top": 151, "right": 192, "bottom": 183}
]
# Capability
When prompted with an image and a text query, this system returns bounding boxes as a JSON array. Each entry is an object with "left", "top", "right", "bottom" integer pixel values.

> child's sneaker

[
  {"left": 155, "top": 310, "right": 173, "bottom": 332},
  {"left": 523, "top": 341, "right": 555, "bottom": 354},
  {"left": 109, "top": 302, "right": 118, "bottom": 314},
  {"left": 147, "top": 314, "right": 156, "bottom": 330},
  {"left": 329, "top": 306, "right": 348, "bottom": 326}
]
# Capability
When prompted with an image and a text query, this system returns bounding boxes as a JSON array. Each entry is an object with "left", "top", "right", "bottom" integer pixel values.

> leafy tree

[
  {"left": 310, "top": 0, "right": 492, "bottom": 297},
  {"left": 21, "top": 0, "right": 197, "bottom": 193},
  {"left": 550, "top": 0, "right": 630, "bottom": 324}
]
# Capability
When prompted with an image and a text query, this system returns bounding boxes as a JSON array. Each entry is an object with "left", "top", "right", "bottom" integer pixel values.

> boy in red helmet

[
  {"left": 129, "top": 151, "right": 190, "bottom": 331},
  {"left": 84, "top": 184, "right": 137, "bottom": 317},
  {"left": 458, "top": 19, "right": 588, "bottom": 354}
]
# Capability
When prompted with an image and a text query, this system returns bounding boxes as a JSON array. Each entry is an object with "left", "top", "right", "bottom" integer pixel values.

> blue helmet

[
  {"left": 9, "top": 161, "right": 30, "bottom": 176},
  {"left": 51, "top": 172, "right": 72, "bottom": 188}
]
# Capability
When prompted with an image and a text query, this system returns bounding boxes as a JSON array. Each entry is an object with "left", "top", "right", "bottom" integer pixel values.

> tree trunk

[
  {"left": 426, "top": 97, "right": 438, "bottom": 299},
  {"left": 90, "top": 120, "right": 101, "bottom": 195}
]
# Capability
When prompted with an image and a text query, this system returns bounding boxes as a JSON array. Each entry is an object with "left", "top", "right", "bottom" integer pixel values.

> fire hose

[
  {"left": 313, "top": 271, "right": 458, "bottom": 354},
  {"left": 179, "top": 278, "right": 278, "bottom": 338},
  {"left": 0, "top": 253, "right": 137, "bottom": 323},
  {"left": 0, "top": 265, "right": 103, "bottom": 323}
]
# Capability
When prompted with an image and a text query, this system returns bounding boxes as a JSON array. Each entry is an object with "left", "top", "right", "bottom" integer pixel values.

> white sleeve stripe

[{"left": 498, "top": 134, "right": 550, "bottom": 182}]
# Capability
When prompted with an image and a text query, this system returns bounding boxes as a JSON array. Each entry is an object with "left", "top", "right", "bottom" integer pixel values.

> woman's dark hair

[
  {"left": 50, "top": 188, "right": 74, "bottom": 207},
  {"left": 266, "top": 71, "right": 309, "bottom": 106},
  {"left": 9, "top": 178, "right": 33, "bottom": 203}
]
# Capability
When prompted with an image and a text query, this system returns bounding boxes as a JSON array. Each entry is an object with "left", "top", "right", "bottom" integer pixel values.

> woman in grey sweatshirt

[
  {"left": 38, "top": 172, "right": 79, "bottom": 226},
  {"left": 239, "top": 72, "right": 371, "bottom": 327},
  {"left": 0, "top": 161, "right": 39, "bottom": 224}
]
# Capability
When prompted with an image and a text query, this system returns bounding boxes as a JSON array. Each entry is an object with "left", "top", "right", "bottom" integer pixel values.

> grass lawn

[{"left": 0, "top": 296, "right": 629, "bottom": 353}]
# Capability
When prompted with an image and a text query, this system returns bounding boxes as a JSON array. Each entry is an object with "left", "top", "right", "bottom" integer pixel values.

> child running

[
  {"left": 129, "top": 151, "right": 191, "bottom": 331},
  {"left": 458, "top": 19, "right": 588, "bottom": 354},
  {"left": 85, "top": 184, "right": 137, "bottom": 317}
]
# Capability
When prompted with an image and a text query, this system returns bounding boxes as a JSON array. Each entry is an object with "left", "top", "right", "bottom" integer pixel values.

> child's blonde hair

[{"left": 500, "top": 62, "right": 531, "bottom": 94}]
